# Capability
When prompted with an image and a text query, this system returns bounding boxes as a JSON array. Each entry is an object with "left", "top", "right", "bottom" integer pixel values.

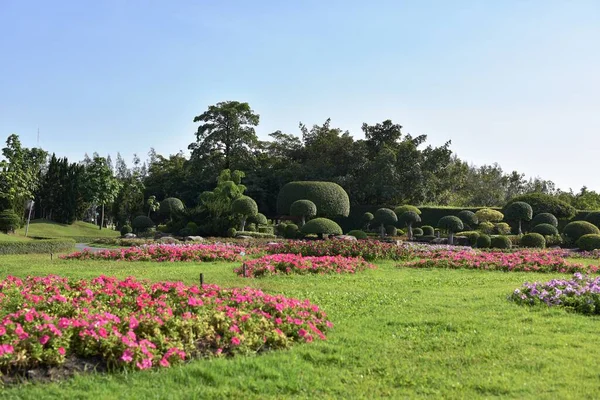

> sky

[{"left": 1, "top": 0, "right": 599, "bottom": 191}]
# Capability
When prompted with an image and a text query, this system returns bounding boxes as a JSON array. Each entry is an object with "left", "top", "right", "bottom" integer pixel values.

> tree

[
  {"left": 146, "top": 195, "right": 160, "bottom": 217},
  {"left": 231, "top": 196, "right": 258, "bottom": 231},
  {"left": 438, "top": 216, "right": 464, "bottom": 244},
  {"left": 373, "top": 208, "right": 397, "bottom": 239},
  {"left": 160, "top": 197, "right": 185, "bottom": 221},
  {"left": 505, "top": 193, "right": 575, "bottom": 220},
  {"left": 277, "top": 181, "right": 350, "bottom": 217},
  {"left": 289, "top": 199, "right": 317, "bottom": 227},
  {"left": 398, "top": 211, "right": 421, "bottom": 239},
  {"left": 300, "top": 218, "right": 342, "bottom": 239},
  {"left": 457, "top": 210, "right": 478, "bottom": 230},
  {"left": 503, "top": 201, "right": 533, "bottom": 235},
  {"left": 361, "top": 212, "right": 374, "bottom": 230},
  {"left": 85, "top": 156, "right": 121, "bottom": 230}
]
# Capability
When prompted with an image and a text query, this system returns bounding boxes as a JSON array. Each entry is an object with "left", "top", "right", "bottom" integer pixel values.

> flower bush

[
  {"left": 236, "top": 254, "right": 375, "bottom": 278},
  {"left": 510, "top": 273, "right": 600, "bottom": 315},
  {"left": 0, "top": 275, "right": 332, "bottom": 374},
  {"left": 266, "top": 240, "right": 415, "bottom": 261},
  {"left": 402, "top": 249, "right": 599, "bottom": 274}
]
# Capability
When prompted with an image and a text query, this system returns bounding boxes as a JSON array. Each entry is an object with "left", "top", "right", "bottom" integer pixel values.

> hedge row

[{"left": 0, "top": 239, "right": 76, "bottom": 255}]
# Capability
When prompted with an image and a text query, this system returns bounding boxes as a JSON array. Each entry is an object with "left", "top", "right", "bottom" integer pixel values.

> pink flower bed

[
  {"left": 236, "top": 254, "right": 376, "bottom": 278},
  {"left": 0, "top": 275, "right": 332, "bottom": 373},
  {"left": 62, "top": 244, "right": 254, "bottom": 262},
  {"left": 402, "top": 249, "right": 599, "bottom": 273}
]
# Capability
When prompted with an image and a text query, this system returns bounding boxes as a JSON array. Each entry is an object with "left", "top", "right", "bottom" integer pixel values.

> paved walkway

[{"left": 75, "top": 243, "right": 111, "bottom": 253}]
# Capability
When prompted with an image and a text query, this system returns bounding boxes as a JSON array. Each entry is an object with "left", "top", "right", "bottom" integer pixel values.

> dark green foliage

[
  {"left": 413, "top": 228, "right": 424, "bottom": 236},
  {"left": 457, "top": 210, "right": 478, "bottom": 228},
  {"left": 460, "top": 231, "right": 480, "bottom": 246},
  {"left": 506, "top": 193, "right": 576, "bottom": 220},
  {"left": 520, "top": 233, "right": 546, "bottom": 249},
  {"left": 258, "top": 226, "right": 273, "bottom": 234},
  {"left": 300, "top": 218, "right": 343, "bottom": 237},
  {"left": 421, "top": 226, "right": 434, "bottom": 236},
  {"left": 245, "top": 223, "right": 257, "bottom": 232},
  {"left": 160, "top": 198, "right": 184, "bottom": 217},
  {"left": 398, "top": 211, "right": 421, "bottom": 226},
  {"left": 120, "top": 225, "right": 132, "bottom": 236},
  {"left": 231, "top": 196, "right": 258, "bottom": 216},
  {"left": 494, "top": 222, "right": 512, "bottom": 235},
  {"left": 0, "top": 210, "right": 20, "bottom": 233},
  {"left": 361, "top": 212, "right": 374, "bottom": 227},
  {"left": 374, "top": 208, "right": 398, "bottom": 226},
  {"left": 476, "top": 234, "right": 491, "bottom": 248},
  {"left": 394, "top": 205, "right": 421, "bottom": 216},
  {"left": 504, "top": 202, "right": 533, "bottom": 222},
  {"left": 227, "top": 227, "right": 237, "bottom": 237},
  {"left": 132, "top": 215, "right": 155, "bottom": 232},
  {"left": 185, "top": 222, "right": 198, "bottom": 234},
  {"left": 234, "top": 231, "right": 277, "bottom": 239},
  {"left": 438, "top": 216, "right": 464, "bottom": 232},
  {"left": 576, "top": 234, "right": 600, "bottom": 251},
  {"left": 249, "top": 213, "right": 268, "bottom": 226},
  {"left": 284, "top": 223, "right": 299, "bottom": 239},
  {"left": 0, "top": 239, "right": 75, "bottom": 255},
  {"left": 585, "top": 211, "right": 600, "bottom": 229},
  {"left": 277, "top": 181, "right": 350, "bottom": 217},
  {"left": 532, "top": 223, "right": 559, "bottom": 236},
  {"left": 563, "top": 221, "right": 600, "bottom": 243},
  {"left": 490, "top": 236, "right": 512, "bottom": 249},
  {"left": 386, "top": 225, "right": 398, "bottom": 236},
  {"left": 531, "top": 213, "right": 558, "bottom": 228},
  {"left": 347, "top": 230, "right": 367, "bottom": 239},
  {"left": 290, "top": 200, "right": 317, "bottom": 219}
]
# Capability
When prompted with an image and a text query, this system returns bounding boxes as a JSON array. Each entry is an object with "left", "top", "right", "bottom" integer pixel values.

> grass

[
  {"left": 1, "top": 254, "right": 600, "bottom": 398},
  {"left": 14, "top": 220, "right": 119, "bottom": 240},
  {"left": 0, "top": 234, "right": 30, "bottom": 242}
]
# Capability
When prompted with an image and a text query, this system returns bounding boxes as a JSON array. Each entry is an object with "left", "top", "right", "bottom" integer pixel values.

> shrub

[
  {"left": 132, "top": 216, "right": 155, "bottom": 232},
  {"left": 159, "top": 197, "right": 184, "bottom": 218},
  {"left": 0, "top": 210, "right": 20, "bottom": 233},
  {"left": 237, "top": 254, "right": 375, "bottom": 278},
  {"left": 277, "top": 181, "right": 350, "bottom": 217},
  {"left": 460, "top": 231, "right": 480, "bottom": 246},
  {"left": 0, "top": 239, "right": 75, "bottom": 255},
  {"left": 227, "top": 227, "right": 237, "bottom": 237},
  {"left": 563, "top": 221, "right": 600, "bottom": 243},
  {"left": 289, "top": 199, "right": 317, "bottom": 226},
  {"left": 585, "top": 211, "right": 600, "bottom": 229},
  {"left": 284, "top": 223, "right": 299, "bottom": 239},
  {"left": 361, "top": 212, "right": 374, "bottom": 229},
  {"left": 491, "top": 236, "right": 512, "bottom": 249},
  {"left": 373, "top": 208, "right": 398, "bottom": 238},
  {"left": 503, "top": 201, "right": 533, "bottom": 234},
  {"left": 394, "top": 205, "right": 421, "bottom": 216},
  {"left": 300, "top": 218, "right": 343, "bottom": 238},
  {"left": 576, "top": 234, "right": 600, "bottom": 251},
  {"left": 532, "top": 223, "right": 559, "bottom": 236},
  {"left": 531, "top": 213, "right": 558, "bottom": 228},
  {"left": 521, "top": 233, "right": 546, "bottom": 249},
  {"left": 258, "top": 226, "right": 274, "bottom": 234},
  {"left": 386, "top": 225, "right": 398, "bottom": 236},
  {"left": 438, "top": 216, "right": 464, "bottom": 244},
  {"left": 494, "top": 222, "right": 512, "bottom": 235},
  {"left": 457, "top": 210, "right": 479, "bottom": 229},
  {"left": 120, "top": 225, "right": 133, "bottom": 236},
  {"left": 478, "top": 221, "right": 495, "bottom": 234},
  {"left": 235, "top": 231, "right": 277, "bottom": 239},
  {"left": 476, "top": 234, "right": 491, "bottom": 248},
  {"left": 245, "top": 223, "right": 257, "bottom": 232},
  {"left": 231, "top": 196, "right": 258, "bottom": 231},
  {"left": 421, "top": 225, "right": 434, "bottom": 236},
  {"left": 248, "top": 213, "right": 268, "bottom": 226},
  {"left": 506, "top": 193, "right": 576, "bottom": 220},
  {"left": 413, "top": 228, "right": 424, "bottom": 236},
  {"left": 398, "top": 211, "right": 421, "bottom": 239},
  {"left": 475, "top": 208, "right": 504, "bottom": 223},
  {"left": 545, "top": 234, "right": 563, "bottom": 247},
  {"left": 347, "top": 230, "right": 368, "bottom": 239}
]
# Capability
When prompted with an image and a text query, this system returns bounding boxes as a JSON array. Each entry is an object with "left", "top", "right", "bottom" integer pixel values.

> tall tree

[{"left": 85, "top": 156, "right": 121, "bottom": 229}]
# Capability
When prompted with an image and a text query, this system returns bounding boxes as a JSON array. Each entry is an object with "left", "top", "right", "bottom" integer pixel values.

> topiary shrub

[
  {"left": 277, "top": 181, "right": 350, "bottom": 217},
  {"left": 413, "top": 227, "right": 424, "bottom": 236},
  {"left": 120, "top": 225, "right": 132, "bottom": 236},
  {"left": 231, "top": 196, "right": 258, "bottom": 232},
  {"left": 159, "top": 198, "right": 185, "bottom": 219},
  {"left": 246, "top": 223, "right": 257, "bottom": 232},
  {"left": 438, "top": 216, "right": 464, "bottom": 244},
  {"left": 506, "top": 193, "right": 576, "bottom": 220},
  {"left": 491, "top": 235, "right": 512, "bottom": 249},
  {"left": 398, "top": 211, "right": 421, "bottom": 239},
  {"left": 0, "top": 210, "right": 20, "bottom": 233},
  {"left": 531, "top": 213, "right": 558, "bottom": 228},
  {"left": 386, "top": 225, "right": 398, "bottom": 236},
  {"left": 132, "top": 215, "right": 155, "bottom": 233},
  {"left": 460, "top": 231, "right": 480, "bottom": 246},
  {"left": 227, "top": 227, "right": 237, "bottom": 237},
  {"left": 394, "top": 205, "right": 421, "bottom": 216},
  {"left": 300, "top": 218, "right": 343, "bottom": 239},
  {"left": 475, "top": 208, "right": 504, "bottom": 223},
  {"left": 289, "top": 199, "right": 317, "bottom": 227},
  {"left": 476, "top": 234, "right": 491, "bottom": 248},
  {"left": 563, "top": 221, "right": 600, "bottom": 244},
  {"left": 457, "top": 210, "right": 479, "bottom": 230},
  {"left": 585, "top": 211, "right": 600, "bottom": 229},
  {"left": 421, "top": 225, "right": 434, "bottom": 236},
  {"left": 494, "top": 222, "right": 512, "bottom": 235},
  {"left": 361, "top": 212, "right": 374, "bottom": 230},
  {"left": 478, "top": 221, "right": 495, "bottom": 234},
  {"left": 521, "top": 233, "right": 546, "bottom": 249},
  {"left": 532, "top": 223, "right": 559, "bottom": 236},
  {"left": 576, "top": 234, "right": 600, "bottom": 251},
  {"left": 284, "top": 223, "right": 299, "bottom": 239},
  {"left": 503, "top": 201, "right": 533, "bottom": 234},
  {"left": 347, "top": 230, "right": 368, "bottom": 239},
  {"left": 249, "top": 213, "right": 268, "bottom": 226},
  {"left": 373, "top": 208, "right": 398, "bottom": 239}
]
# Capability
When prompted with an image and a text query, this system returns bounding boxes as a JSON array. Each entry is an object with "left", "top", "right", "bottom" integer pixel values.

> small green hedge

[
  {"left": 520, "top": 233, "right": 546, "bottom": 249},
  {"left": 0, "top": 239, "right": 76, "bottom": 255},
  {"left": 490, "top": 236, "right": 512, "bottom": 249},
  {"left": 576, "top": 234, "right": 600, "bottom": 251},
  {"left": 347, "top": 230, "right": 368, "bottom": 239},
  {"left": 235, "top": 232, "right": 277, "bottom": 239},
  {"left": 563, "top": 221, "right": 600, "bottom": 243},
  {"left": 531, "top": 223, "right": 559, "bottom": 236},
  {"left": 476, "top": 234, "right": 491, "bottom": 248}
]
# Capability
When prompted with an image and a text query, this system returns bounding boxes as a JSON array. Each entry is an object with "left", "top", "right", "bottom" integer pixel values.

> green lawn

[
  {"left": 15, "top": 220, "right": 119, "bottom": 240},
  {"left": 0, "top": 233, "right": 30, "bottom": 242},
  {"left": 1, "top": 255, "right": 599, "bottom": 399}
]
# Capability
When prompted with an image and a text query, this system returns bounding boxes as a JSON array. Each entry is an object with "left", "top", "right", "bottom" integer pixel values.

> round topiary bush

[
  {"left": 520, "top": 233, "right": 546, "bottom": 249},
  {"left": 249, "top": 213, "right": 268, "bottom": 226},
  {"left": 373, "top": 208, "right": 397, "bottom": 238},
  {"left": 398, "top": 211, "right": 421, "bottom": 239},
  {"left": 457, "top": 210, "right": 479, "bottom": 229},
  {"left": 227, "top": 227, "right": 237, "bottom": 238},
  {"left": 506, "top": 193, "right": 576, "bottom": 220},
  {"left": 394, "top": 205, "right": 421, "bottom": 216},
  {"left": 438, "top": 216, "right": 464, "bottom": 244},
  {"left": 277, "top": 182, "right": 350, "bottom": 217},
  {"left": 284, "top": 223, "right": 299, "bottom": 239},
  {"left": 231, "top": 196, "right": 259, "bottom": 231},
  {"left": 475, "top": 208, "right": 504, "bottom": 223},
  {"left": 460, "top": 231, "right": 480, "bottom": 246},
  {"left": 246, "top": 223, "right": 257, "bottom": 232},
  {"left": 386, "top": 225, "right": 398, "bottom": 236},
  {"left": 531, "top": 223, "right": 559, "bottom": 236},
  {"left": 159, "top": 198, "right": 185, "bottom": 217},
  {"left": 576, "top": 234, "right": 600, "bottom": 251},
  {"left": 300, "top": 218, "right": 343, "bottom": 239},
  {"left": 361, "top": 212, "right": 374, "bottom": 229},
  {"left": 476, "top": 234, "right": 491, "bottom": 248},
  {"left": 132, "top": 215, "right": 155, "bottom": 232},
  {"left": 531, "top": 213, "right": 558, "bottom": 228},
  {"left": 490, "top": 235, "right": 512, "bottom": 249},
  {"left": 347, "top": 230, "right": 368, "bottom": 239},
  {"left": 0, "top": 210, "right": 20, "bottom": 233},
  {"left": 563, "top": 221, "right": 600, "bottom": 243},
  {"left": 503, "top": 201, "right": 533, "bottom": 234},
  {"left": 289, "top": 199, "right": 317, "bottom": 226},
  {"left": 120, "top": 225, "right": 132, "bottom": 236},
  {"left": 585, "top": 211, "right": 600, "bottom": 229},
  {"left": 413, "top": 227, "right": 424, "bottom": 236},
  {"left": 478, "top": 221, "right": 495, "bottom": 234},
  {"left": 494, "top": 222, "right": 512, "bottom": 235},
  {"left": 421, "top": 225, "right": 434, "bottom": 236}
]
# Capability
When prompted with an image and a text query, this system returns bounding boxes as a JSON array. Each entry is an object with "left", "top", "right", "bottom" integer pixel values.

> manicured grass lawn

[
  {"left": 0, "top": 233, "right": 31, "bottom": 242},
  {"left": 1, "top": 254, "right": 600, "bottom": 398},
  {"left": 15, "top": 220, "right": 119, "bottom": 240}
]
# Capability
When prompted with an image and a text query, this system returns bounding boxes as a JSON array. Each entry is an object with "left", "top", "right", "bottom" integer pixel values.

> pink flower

[
  {"left": 298, "top": 329, "right": 307, "bottom": 337},
  {"left": 39, "top": 335, "right": 50, "bottom": 345},
  {"left": 159, "top": 358, "right": 170, "bottom": 367},
  {"left": 121, "top": 349, "right": 134, "bottom": 363},
  {"left": 231, "top": 337, "right": 241, "bottom": 346},
  {"left": 129, "top": 316, "right": 139, "bottom": 330},
  {"left": 0, "top": 344, "right": 14, "bottom": 355},
  {"left": 136, "top": 358, "right": 153, "bottom": 370},
  {"left": 0, "top": 326, "right": 6, "bottom": 335},
  {"left": 58, "top": 347, "right": 66, "bottom": 355}
]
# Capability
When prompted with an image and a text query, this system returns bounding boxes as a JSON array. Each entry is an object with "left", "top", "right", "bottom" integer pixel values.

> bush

[
  {"left": 421, "top": 225, "right": 434, "bottom": 236},
  {"left": 413, "top": 227, "right": 424, "bottom": 236},
  {"left": 248, "top": 213, "right": 268, "bottom": 226},
  {"left": 545, "top": 234, "right": 563, "bottom": 247},
  {"left": 490, "top": 236, "right": 512, "bottom": 249},
  {"left": 457, "top": 210, "right": 479, "bottom": 229},
  {"left": 494, "top": 222, "right": 512, "bottom": 235},
  {"left": 300, "top": 218, "right": 343, "bottom": 238},
  {"left": 585, "top": 211, "right": 600, "bottom": 229},
  {"left": 0, "top": 210, "right": 20, "bottom": 233},
  {"left": 159, "top": 197, "right": 184, "bottom": 217},
  {"left": 531, "top": 213, "right": 558, "bottom": 228},
  {"left": 503, "top": 201, "right": 533, "bottom": 234},
  {"left": 235, "top": 231, "right": 277, "bottom": 239},
  {"left": 576, "top": 234, "right": 600, "bottom": 251},
  {"left": 245, "top": 223, "right": 257, "bottom": 232},
  {"left": 397, "top": 211, "right": 421, "bottom": 238},
  {"left": 532, "top": 223, "right": 559, "bottom": 236},
  {"left": 563, "top": 221, "right": 600, "bottom": 243},
  {"left": 374, "top": 208, "right": 398, "bottom": 226},
  {"left": 284, "top": 223, "right": 300, "bottom": 239},
  {"left": 231, "top": 196, "right": 258, "bottom": 218},
  {"left": 132, "top": 215, "right": 155, "bottom": 232},
  {"left": 347, "top": 230, "right": 368, "bottom": 239},
  {"left": 0, "top": 239, "right": 75, "bottom": 255},
  {"left": 394, "top": 205, "right": 421, "bottom": 216},
  {"left": 459, "top": 231, "right": 480, "bottom": 246},
  {"left": 506, "top": 193, "right": 576, "bottom": 220},
  {"left": 277, "top": 181, "right": 350, "bottom": 217},
  {"left": 478, "top": 221, "right": 495, "bottom": 234},
  {"left": 521, "top": 233, "right": 546, "bottom": 249},
  {"left": 475, "top": 208, "right": 504, "bottom": 223},
  {"left": 386, "top": 225, "right": 398, "bottom": 236},
  {"left": 438, "top": 216, "right": 464, "bottom": 232},
  {"left": 184, "top": 222, "right": 198, "bottom": 235},
  {"left": 361, "top": 212, "right": 374, "bottom": 228},
  {"left": 120, "top": 225, "right": 132, "bottom": 236},
  {"left": 476, "top": 234, "right": 491, "bottom": 248},
  {"left": 290, "top": 199, "right": 317, "bottom": 221},
  {"left": 258, "top": 226, "right": 274, "bottom": 234},
  {"left": 227, "top": 227, "right": 237, "bottom": 237}
]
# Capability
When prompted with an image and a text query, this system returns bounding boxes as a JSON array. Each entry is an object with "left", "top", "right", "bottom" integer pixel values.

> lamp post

[{"left": 25, "top": 199, "right": 34, "bottom": 237}]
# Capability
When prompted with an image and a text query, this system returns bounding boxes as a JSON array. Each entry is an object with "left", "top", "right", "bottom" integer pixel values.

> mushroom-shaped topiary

[
  {"left": 398, "top": 211, "right": 421, "bottom": 239},
  {"left": 132, "top": 215, "right": 155, "bottom": 233},
  {"left": 289, "top": 199, "right": 317, "bottom": 227},
  {"left": 531, "top": 223, "right": 559, "bottom": 236},
  {"left": 413, "top": 227, "right": 424, "bottom": 236},
  {"left": 277, "top": 181, "right": 350, "bottom": 217},
  {"left": 373, "top": 208, "right": 398, "bottom": 239},
  {"left": 503, "top": 201, "right": 533, "bottom": 235},
  {"left": 457, "top": 210, "right": 479, "bottom": 230},
  {"left": 421, "top": 225, "right": 434, "bottom": 236},
  {"left": 159, "top": 197, "right": 185, "bottom": 220},
  {"left": 475, "top": 208, "right": 504, "bottom": 223},
  {"left": 347, "top": 230, "right": 368, "bottom": 239},
  {"left": 585, "top": 211, "right": 600, "bottom": 229},
  {"left": 361, "top": 212, "right": 374, "bottom": 230},
  {"left": 563, "top": 221, "right": 600, "bottom": 244},
  {"left": 300, "top": 218, "right": 343, "bottom": 239},
  {"left": 231, "top": 196, "right": 258, "bottom": 232},
  {"left": 0, "top": 210, "right": 20, "bottom": 233},
  {"left": 521, "top": 233, "right": 546, "bottom": 249},
  {"left": 506, "top": 193, "right": 575, "bottom": 220},
  {"left": 531, "top": 213, "right": 558, "bottom": 228},
  {"left": 248, "top": 213, "right": 268, "bottom": 226},
  {"left": 394, "top": 205, "right": 421, "bottom": 217},
  {"left": 438, "top": 216, "right": 464, "bottom": 245}
]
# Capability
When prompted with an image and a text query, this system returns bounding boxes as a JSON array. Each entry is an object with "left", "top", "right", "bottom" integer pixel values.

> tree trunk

[
  {"left": 99, "top": 204, "right": 104, "bottom": 230},
  {"left": 380, "top": 224, "right": 385, "bottom": 239},
  {"left": 448, "top": 231, "right": 454, "bottom": 245},
  {"left": 300, "top": 216, "right": 305, "bottom": 227},
  {"left": 239, "top": 216, "right": 246, "bottom": 232},
  {"left": 408, "top": 223, "right": 413, "bottom": 240},
  {"left": 518, "top": 220, "right": 522, "bottom": 235}
]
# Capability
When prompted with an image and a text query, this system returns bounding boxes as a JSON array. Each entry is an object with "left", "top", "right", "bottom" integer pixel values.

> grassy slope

[
  {"left": 0, "top": 234, "right": 30, "bottom": 242},
  {"left": 15, "top": 220, "right": 119, "bottom": 239},
  {"left": 1, "top": 256, "right": 600, "bottom": 399}
]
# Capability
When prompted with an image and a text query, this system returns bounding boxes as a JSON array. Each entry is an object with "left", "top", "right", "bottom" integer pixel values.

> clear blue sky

[{"left": 1, "top": 0, "right": 599, "bottom": 191}]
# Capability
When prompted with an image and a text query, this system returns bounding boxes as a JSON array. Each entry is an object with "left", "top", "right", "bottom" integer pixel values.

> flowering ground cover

[
  {"left": 510, "top": 273, "right": 600, "bottom": 314},
  {"left": 402, "top": 249, "right": 599, "bottom": 274},
  {"left": 0, "top": 274, "right": 331, "bottom": 382},
  {"left": 235, "top": 254, "right": 375, "bottom": 278},
  {"left": 266, "top": 240, "right": 415, "bottom": 261},
  {"left": 62, "top": 244, "right": 256, "bottom": 262}
]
